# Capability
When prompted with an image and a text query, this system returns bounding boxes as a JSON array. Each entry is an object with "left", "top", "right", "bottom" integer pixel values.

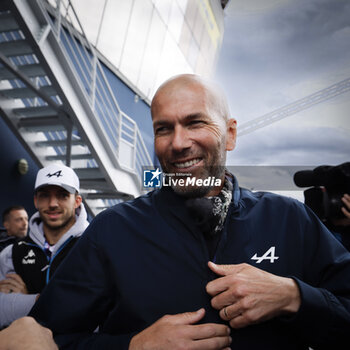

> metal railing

[
  {"left": 238, "top": 77, "right": 350, "bottom": 137},
  {"left": 38, "top": 0, "right": 153, "bottom": 178}
]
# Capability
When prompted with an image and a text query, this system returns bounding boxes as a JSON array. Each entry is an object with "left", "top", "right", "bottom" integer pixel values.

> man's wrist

[{"left": 282, "top": 278, "right": 301, "bottom": 313}]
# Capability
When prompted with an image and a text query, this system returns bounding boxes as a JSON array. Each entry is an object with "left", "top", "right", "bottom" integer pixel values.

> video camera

[{"left": 293, "top": 162, "right": 350, "bottom": 222}]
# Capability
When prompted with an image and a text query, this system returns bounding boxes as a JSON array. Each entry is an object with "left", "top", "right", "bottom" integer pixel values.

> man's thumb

[
  {"left": 172, "top": 308, "right": 205, "bottom": 325},
  {"left": 208, "top": 261, "right": 234, "bottom": 276}
]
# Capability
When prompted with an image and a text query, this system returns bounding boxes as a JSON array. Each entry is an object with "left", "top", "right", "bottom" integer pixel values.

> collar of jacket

[{"left": 153, "top": 172, "right": 242, "bottom": 240}]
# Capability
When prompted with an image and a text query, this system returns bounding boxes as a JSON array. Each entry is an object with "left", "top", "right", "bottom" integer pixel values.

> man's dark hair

[{"left": 2, "top": 205, "right": 26, "bottom": 224}]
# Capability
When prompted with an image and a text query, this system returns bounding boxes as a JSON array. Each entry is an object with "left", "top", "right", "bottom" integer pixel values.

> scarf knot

[{"left": 186, "top": 178, "right": 232, "bottom": 237}]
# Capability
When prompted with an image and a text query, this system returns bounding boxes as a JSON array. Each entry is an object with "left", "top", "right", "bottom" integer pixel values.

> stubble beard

[
  {"left": 41, "top": 212, "right": 75, "bottom": 234},
  {"left": 162, "top": 150, "right": 226, "bottom": 198}
]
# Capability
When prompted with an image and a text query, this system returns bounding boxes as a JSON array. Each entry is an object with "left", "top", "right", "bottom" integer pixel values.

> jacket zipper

[{"left": 45, "top": 236, "right": 74, "bottom": 284}]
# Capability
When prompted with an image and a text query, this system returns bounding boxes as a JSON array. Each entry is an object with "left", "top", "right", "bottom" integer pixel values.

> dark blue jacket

[{"left": 30, "top": 180, "right": 350, "bottom": 349}]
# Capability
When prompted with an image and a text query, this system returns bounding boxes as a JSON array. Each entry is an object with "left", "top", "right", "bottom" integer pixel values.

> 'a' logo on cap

[{"left": 46, "top": 170, "right": 63, "bottom": 178}]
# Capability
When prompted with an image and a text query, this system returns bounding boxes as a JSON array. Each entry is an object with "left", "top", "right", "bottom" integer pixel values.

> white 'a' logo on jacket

[
  {"left": 251, "top": 246, "right": 279, "bottom": 263},
  {"left": 22, "top": 249, "right": 36, "bottom": 264}
]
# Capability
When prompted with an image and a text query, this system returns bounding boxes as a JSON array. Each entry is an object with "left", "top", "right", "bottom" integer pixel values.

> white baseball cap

[{"left": 34, "top": 164, "right": 80, "bottom": 194}]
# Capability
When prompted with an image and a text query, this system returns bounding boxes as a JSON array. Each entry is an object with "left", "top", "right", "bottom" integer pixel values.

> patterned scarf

[{"left": 186, "top": 178, "right": 233, "bottom": 237}]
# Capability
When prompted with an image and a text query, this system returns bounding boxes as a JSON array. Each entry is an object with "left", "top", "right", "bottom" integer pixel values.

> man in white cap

[{"left": 0, "top": 163, "right": 89, "bottom": 327}]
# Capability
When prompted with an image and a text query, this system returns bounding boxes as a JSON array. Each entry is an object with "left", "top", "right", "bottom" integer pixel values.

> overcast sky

[{"left": 215, "top": 0, "right": 350, "bottom": 169}]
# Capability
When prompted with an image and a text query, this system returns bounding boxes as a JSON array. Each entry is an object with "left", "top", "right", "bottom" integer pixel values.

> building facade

[
  {"left": 72, "top": 0, "right": 225, "bottom": 101},
  {"left": 0, "top": 0, "right": 227, "bottom": 217}
]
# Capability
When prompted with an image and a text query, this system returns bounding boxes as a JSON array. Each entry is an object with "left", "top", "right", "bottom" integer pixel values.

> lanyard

[{"left": 43, "top": 239, "right": 55, "bottom": 259}]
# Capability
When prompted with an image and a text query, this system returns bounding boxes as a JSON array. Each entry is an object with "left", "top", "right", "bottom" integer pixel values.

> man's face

[
  {"left": 4, "top": 209, "right": 28, "bottom": 238},
  {"left": 152, "top": 80, "right": 236, "bottom": 197},
  {"left": 34, "top": 185, "right": 81, "bottom": 233}
]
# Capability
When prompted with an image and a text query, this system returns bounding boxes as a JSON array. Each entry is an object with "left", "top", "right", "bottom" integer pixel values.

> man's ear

[
  {"left": 33, "top": 195, "right": 38, "bottom": 210},
  {"left": 74, "top": 194, "right": 83, "bottom": 209},
  {"left": 225, "top": 118, "right": 237, "bottom": 151}
]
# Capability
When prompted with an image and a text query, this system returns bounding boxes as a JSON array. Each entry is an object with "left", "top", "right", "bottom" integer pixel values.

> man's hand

[
  {"left": 332, "top": 194, "right": 350, "bottom": 227},
  {"left": 0, "top": 316, "right": 58, "bottom": 350},
  {"left": 0, "top": 273, "right": 28, "bottom": 294},
  {"left": 129, "top": 308, "right": 231, "bottom": 350},
  {"left": 206, "top": 262, "right": 301, "bottom": 329},
  {"left": 341, "top": 194, "right": 350, "bottom": 220}
]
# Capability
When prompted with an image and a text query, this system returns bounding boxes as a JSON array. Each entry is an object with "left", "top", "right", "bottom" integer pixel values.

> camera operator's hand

[
  {"left": 341, "top": 194, "right": 350, "bottom": 220},
  {"left": 330, "top": 194, "right": 350, "bottom": 228}
]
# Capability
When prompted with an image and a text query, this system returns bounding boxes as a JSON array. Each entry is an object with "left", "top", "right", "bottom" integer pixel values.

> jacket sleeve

[
  {"left": 287, "top": 204, "right": 350, "bottom": 349},
  {"left": 0, "top": 244, "right": 15, "bottom": 279},
  {"left": 29, "top": 217, "right": 135, "bottom": 350},
  {"left": 0, "top": 292, "right": 37, "bottom": 327}
]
